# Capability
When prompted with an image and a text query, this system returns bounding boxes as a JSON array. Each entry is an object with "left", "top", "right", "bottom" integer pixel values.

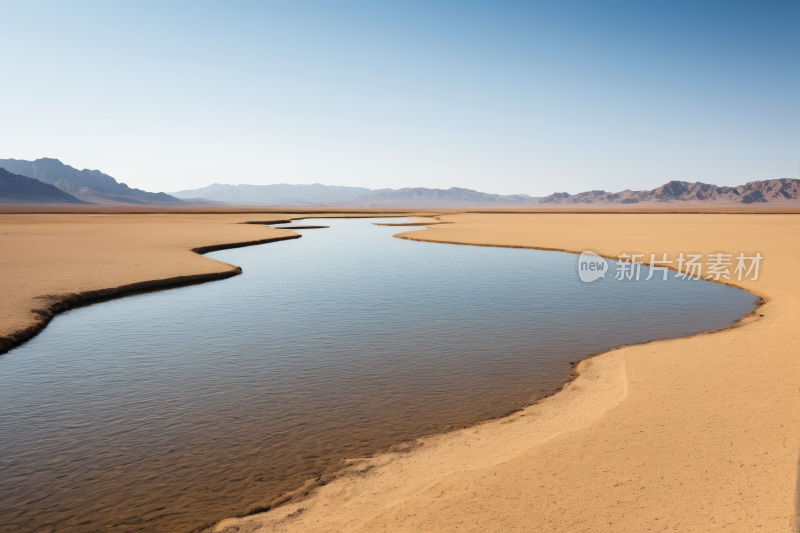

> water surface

[{"left": 0, "top": 218, "right": 757, "bottom": 532}]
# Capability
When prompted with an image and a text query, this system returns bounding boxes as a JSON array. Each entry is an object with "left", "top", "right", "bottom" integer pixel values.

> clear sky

[{"left": 1, "top": 0, "right": 798, "bottom": 195}]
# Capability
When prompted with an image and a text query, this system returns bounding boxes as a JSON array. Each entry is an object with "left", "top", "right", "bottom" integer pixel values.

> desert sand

[
  {"left": 212, "top": 212, "right": 800, "bottom": 532},
  {"left": 3, "top": 209, "right": 799, "bottom": 532}
]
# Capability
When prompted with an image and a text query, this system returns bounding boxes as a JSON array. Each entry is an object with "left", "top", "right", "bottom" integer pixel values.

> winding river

[{"left": 0, "top": 218, "right": 757, "bottom": 532}]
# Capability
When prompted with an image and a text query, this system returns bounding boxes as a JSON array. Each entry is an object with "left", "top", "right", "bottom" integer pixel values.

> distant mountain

[
  {"left": 540, "top": 179, "right": 800, "bottom": 205},
  {"left": 0, "top": 167, "right": 88, "bottom": 204},
  {"left": 7, "top": 158, "right": 793, "bottom": 207},
  {"left": 171, "top": 183, "right": 540, "bottom": 206},
  {"left": 0, "top": 158, "right": 185, "bottom": 205},
  {"left": 172, "top": 183, "right": 375, "bottom": 205},
  {"left": 355, "top": 187, "right": 538, "bottom": 206}
]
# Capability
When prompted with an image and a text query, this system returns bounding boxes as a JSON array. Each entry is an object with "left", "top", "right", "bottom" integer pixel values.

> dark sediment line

[
  {"left": 191, "top": 234, "right": 300, "bottom": 254},
  {"left": 372, "top": 222, "right": 452, "bottom": 226},
  {"left": 272, "top": 225, "right": 330, "bottom": 229},
  {"left": 242, "top": 220, "right": 293, "bottom": 225}
]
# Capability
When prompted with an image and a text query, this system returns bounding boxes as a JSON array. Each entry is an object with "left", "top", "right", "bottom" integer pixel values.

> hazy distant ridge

[
  {"left": 363, "top": 187, "right": 537, "bottom": 206},
  {"left": 173, "top": 183, "right": 375, "bottom": 205},
  {"left": 541, "top": 179, "right": 800, "bottom": 205},
  {"left": 171, "top": 183, "right": 539, "bottom": 206}
]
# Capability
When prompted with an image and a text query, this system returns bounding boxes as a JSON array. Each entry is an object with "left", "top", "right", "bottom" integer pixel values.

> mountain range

[
  {"left": 1, "top": 157, "right": 798, "bottom": 206},
  {"left": 0, "top": 158, "right": 185, "bottom": 205},
  {"left": 174, "top": 179, "right": 800, "bottom": 207},
  {"left": 171, "top": 183, "right": 538, "bottom": 206},
  {"left": 540, "top": 179, "right": 800, "bottom": 205}
]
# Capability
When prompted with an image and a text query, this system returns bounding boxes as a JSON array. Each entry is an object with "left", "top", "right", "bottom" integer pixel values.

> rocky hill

[
  {"left": 0, "top": 158, "right": 185, "bottom": 205},
  {"left": 0, "top": 167, "right": 87, "bottom": 204},
  {"left": 540, "top": 179, "right": 800, "bottom": 205}
]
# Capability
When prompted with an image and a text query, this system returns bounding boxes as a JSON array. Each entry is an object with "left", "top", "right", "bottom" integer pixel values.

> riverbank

[
  {"left": 0, "top": 212, "right": 432, "bottom": 355},
  {"left": 212, "top": 212, "right": 800, "bottom": 532}
]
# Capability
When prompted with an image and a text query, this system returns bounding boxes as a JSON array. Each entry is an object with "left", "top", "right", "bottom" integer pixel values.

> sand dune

[{"left": 213, "top": 212, "right": 800, "bottom": 532}]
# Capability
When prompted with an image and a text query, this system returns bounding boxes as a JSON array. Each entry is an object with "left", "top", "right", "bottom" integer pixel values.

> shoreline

[
  {"left": 0, "top": 234, "right": 301, "bottom": 355},
  {"left": 222, "top": 238, "right": 765, "bottom": 521},
  {"left": 213, "top": 212, "right": 799, "bottom": 532},
  {"left": 4, "top": 211, "right": 743, "bottom": 531},
  {"left": 2, "top": 210, "right": 797, "bottom": 531},
  {"left": 0, "top": 213, "right": 432, "bottom": 357},
  {"left": 395, "top": 231, "right": 771, "bottom": 302},
  {"left": 212, "top": 232, "right": 765, "bottom": 527},
  {"left": 1, "top": 212, "right": 449, "bottom": 533}
]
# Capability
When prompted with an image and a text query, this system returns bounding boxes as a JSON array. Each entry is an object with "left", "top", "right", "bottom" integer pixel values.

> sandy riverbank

[
  {"left": 212, "top": 212, "right": 800, "bottom": 532},
  {"left": 3, "top": 209, "right": 798, "bottom": 531},
  {"left": 0, "top": 211, "right": 432, "bottom": 354}
]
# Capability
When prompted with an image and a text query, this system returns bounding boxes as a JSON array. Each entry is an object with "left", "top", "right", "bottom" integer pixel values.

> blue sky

[{"left": 1, "top": 1, "right": 798, "bottom": 195}]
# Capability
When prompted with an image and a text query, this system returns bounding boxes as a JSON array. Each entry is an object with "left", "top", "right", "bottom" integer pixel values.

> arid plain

[{"left": 2, "top": 207, "right": 799, "bottom": 532}]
